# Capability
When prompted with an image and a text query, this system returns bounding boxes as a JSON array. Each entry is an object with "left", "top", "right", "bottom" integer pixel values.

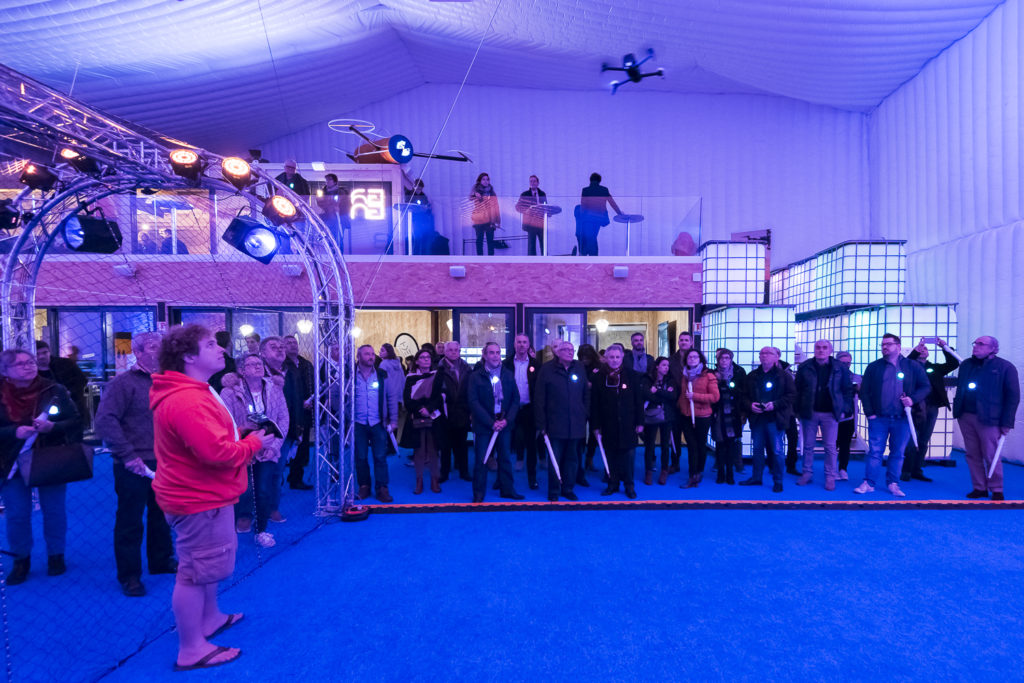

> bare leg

[{"left": 172, "top": 580, "right": 239, "bottom": 666}]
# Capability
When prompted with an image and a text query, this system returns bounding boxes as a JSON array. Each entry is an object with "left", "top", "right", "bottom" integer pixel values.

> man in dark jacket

[
  {"left": 794, "top": 339, "right": 854, "bottom": 490},
  {"left": 515, "top": 175, "right": 548, "bottom": 256},
  {"left": 628, "top": 332, "right": 655, "bottom": 375},
  {"left": 902, "top": 338, "right": 960, "bottom": 482},
  {"left": 352, "top": 345, "right": 399, "bottom": 503},
  {"left": 592, "top": 344, "right": 644, "bottom": 498},
  {"left": 36, "top": 341, "right": 89, "bottom": 428},
  {"left": 94, "top": 332, "right": 176, "bottom": 597},
  {"left": 467, "top": 342, "right": 521, "bottom": 503},
  {"left": 261, "top": 337, "right": 306, "bottom": 521},
  {"left": 283, "top": 335, "right": 315, "bottom": 490},
  {"left": 535, "top": 341, "right": 590, "bottom": 501},
  {"left": 437, "top": 341, "right": 473, "bottom": 482},
  {"left": 740, "top": 347, "right": 796, "bottom": 492},
  {"left": 855, "top": 334, "right": 930, "bottom": 497},
  {"left": 503, "top": 334, "right": 542, "bottom": 489},
  {"left": 667, "top": 331, "right": 695, "bottom": 473},
  {"left": 953, "top": 336, "right": 1020, "bottom": 500}
]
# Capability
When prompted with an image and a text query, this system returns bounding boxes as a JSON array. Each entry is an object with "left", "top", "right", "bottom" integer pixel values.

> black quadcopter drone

[{"left": 601, "top": 48, "right": 664, "bottom": 94}]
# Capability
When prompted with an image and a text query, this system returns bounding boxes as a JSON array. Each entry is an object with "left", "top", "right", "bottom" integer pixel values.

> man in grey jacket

[{"left": 94, "top": 331, "right": 176, "bottom": 597}]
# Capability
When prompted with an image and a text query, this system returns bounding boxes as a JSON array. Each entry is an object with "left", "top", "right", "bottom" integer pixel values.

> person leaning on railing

[{"left": 0, "top": 348, "right": 83, "bottom": 585}]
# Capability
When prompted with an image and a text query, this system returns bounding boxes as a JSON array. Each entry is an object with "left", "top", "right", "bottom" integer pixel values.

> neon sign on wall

[{"left": 350, "top": 188, "right": 386, "bottom": 221}]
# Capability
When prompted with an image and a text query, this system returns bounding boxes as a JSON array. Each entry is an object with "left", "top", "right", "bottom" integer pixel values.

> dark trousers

[
  {"left": 671, "top": 420, "right": 685, "bottom": 469},
  {"left": 547, "top": 437, "right": 579, "bottom": 496},
  {"left": 113, "top": 462, "right": 174, "bottom": 582},
  {"left": 785, "top": 417, "right": 799, "bottom": 469},
  {"left": 525, "top": 228, "right": 544, "bottom": 256},
  {"left": 473, "top": 428, "right": 514, "bottom": 498},
  {"left": 441, "top": 425, "right": 470, "bottom": 479},
  {"left": 287, "top": 422, "right": 311, "bottom": 485},
  {"left": 473, "top": 224, "right": 496, "bottom": 255},
  {"left": 902, "top": 405, "right": 939, "bottom": 475},
  {"left": 236, "top": 460, "right": 276, "bottom": 533},
  {"left": 680, "top": 416, "right": 712, "bottom": 478},
  {"left": 607, "top": 446, "right": 635, "bottom": 487},
  {"left": 577, "top": 230, "right": 599, "bottom": 256},
  {"left": 750, "top": 420, "right": 784, "bottom": 484},
  {"left": 837, "top": 418, "right": 855, "bottom": 471},
  {"left": 354, "top": 422, "right": 390, "bottom": 489},
  {"left": 714, "top": 437, "right": 742, "bottom": 475},
  {"left": 512, "top": 404, "right": 539, "bottom": 483},
  {"left": 642, "top": 422, "right": 671, "bottom": 472}
]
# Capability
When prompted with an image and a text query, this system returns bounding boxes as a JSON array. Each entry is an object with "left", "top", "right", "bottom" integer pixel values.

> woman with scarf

[
  {"left": 678, "top": 348, "right": 720, "bottom": 488},
  {"left": 0, "top": 349, "right": 83, "bottom": 585},
  {"left": 401, "top": 348, "right": 446, "bottom": 494},
  {"left": 711, "top": 349, "right": 747, "bottom": 485},
  {"left": 220, "top": 354, "right": 289, "bottom": 547},
  {"left": 469, "top": 172, "right": 501, "bottom": 256},
  {"left": 640, "top": 357, "right": 677, "bottom": 485},
  {"left": 378, "top": 343, "right": 406, "bottom": 456}
]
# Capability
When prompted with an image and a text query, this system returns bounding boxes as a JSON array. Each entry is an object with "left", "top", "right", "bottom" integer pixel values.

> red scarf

[{"left": 1, "top": 376, "right": 45, "bottom": 424}]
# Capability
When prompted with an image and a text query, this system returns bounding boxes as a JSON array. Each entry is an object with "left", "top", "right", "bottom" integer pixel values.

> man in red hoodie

[{"left": 150, "top": 324, "right": 271, "bottom": 671}]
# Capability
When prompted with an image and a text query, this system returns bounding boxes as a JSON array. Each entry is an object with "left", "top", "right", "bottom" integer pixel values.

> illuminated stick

[
  {"left": 987, "top": 435, "right": 1007, "bottom": 479},
  {"left": 904, "top": 406, "right": 919, "bottom": 449},
  {"left": 687, "top": 380, "right": 695, "bottom": 425},
  {"left": 386, "top": 425, "right": 400, "bottom": 452},
  {"left": 594, "top": 433, "right": 612, "bottom": 476},
  {"left": 482, "top": 429, "right": 499, "bottom": 464},
  {"left": 942, "top": 345, "right": 964, "bottom": 363},
  {"left": 542, "top": 434, "right": 562, "bottom": 482}
]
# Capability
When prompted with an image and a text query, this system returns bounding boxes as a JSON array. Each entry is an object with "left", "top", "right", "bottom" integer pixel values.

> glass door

[
  {"left": 452, "top": 308, "right": 514, "bottom": 366},
  {"left": 527, "top": 309, "right": 587, "bottom": 364}
]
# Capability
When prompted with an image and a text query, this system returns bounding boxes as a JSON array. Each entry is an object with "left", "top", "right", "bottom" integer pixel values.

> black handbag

[
  {"left": 24, "top": 441, "right": 94, "bottom": 487},
  {"left": 412, "top": 416, "right": 433, "bottom": 429}
]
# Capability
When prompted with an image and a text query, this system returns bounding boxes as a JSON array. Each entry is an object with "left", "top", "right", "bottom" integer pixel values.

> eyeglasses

[
  {"left": 972, "top": 341, "right": 991, "bottom": 346},
  {"left": 8, "top": 360, "right": 36, "bottom": 368}
]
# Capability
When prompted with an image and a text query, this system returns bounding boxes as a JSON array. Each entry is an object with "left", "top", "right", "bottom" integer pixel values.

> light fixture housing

[
  {"left": 0, "top": 200, "right": 19, "bottom": 231},
  {"left": 19, "top": 163, "right": 57, "bottom": 191},
  {"left": 221, "top": 215, "right": 281, "bottom": 264},
  {"left": 59, "top": 148, "right": 101, "bottom": 176},
  {"left": 169, "top": 149, "right": 204, "bottom": 181},
  {"left": 60, "top": 213, "right": 123, "bottom": 253},
  {"left": 221, "top": 157, "right": 252, "bottom": 190},
  {"left": 262, "top": 195, "right": 299, "bottom": 226}
]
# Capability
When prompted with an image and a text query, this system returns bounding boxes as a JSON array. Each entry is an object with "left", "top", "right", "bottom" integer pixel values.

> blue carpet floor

[{"left": 104, "top": 507, "right": 1024, "bottom": 682}]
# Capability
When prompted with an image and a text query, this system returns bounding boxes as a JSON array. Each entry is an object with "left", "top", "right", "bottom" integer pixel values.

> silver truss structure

[{"left": 0, "top": 64, "right": 356, "bottom": 515}]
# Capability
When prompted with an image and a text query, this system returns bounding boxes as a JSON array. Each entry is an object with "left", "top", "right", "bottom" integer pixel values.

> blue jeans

[
  {"left": 3, "top": 477, "right": 66, "bottom": 559},
  {"left": 750, "top": 420, "right": 784, "bottom": 484},
  {"left": 547, "top": 437, "right": 579, "bottom": 496},
  {"left": 473, "top": 428, "right": 514, "bottom": 498},
  {"left": 236, "top": 460, "right": 277, "bottom": 532},
  {"left": 354, "top": 422, "right": 389, "bottom": 489},
  {"left": 865, "top": 416, "right": 910, "bottom": 487}
]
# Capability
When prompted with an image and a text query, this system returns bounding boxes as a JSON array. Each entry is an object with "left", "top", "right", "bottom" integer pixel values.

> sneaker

[
  {"left": 888, "top": 482, "right": 906, "bottom": 497},
  {"left": 235, "top": 518, "right": 253, "bottom": 534},
  {"left": 356, "top": 485, "right": 372, "bottom": 500},
  {"left": 772, "top": 483, "right": 784, "bottom": 493},
  {"left": 837, "top": 469, "right": 849, "bottom": 481},
  {"left": 853, "top": 481, "right": 875, "bottom": 494},
  {"left": 255, "top": 532, "right": 276, "bottom": 548},
  {"left": 992, "top": 492, "right": 1006, "bottom": 501}
]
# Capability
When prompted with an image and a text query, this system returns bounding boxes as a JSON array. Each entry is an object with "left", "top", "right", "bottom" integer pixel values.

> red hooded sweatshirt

[{"left": 150, "top": 370, "right": 262, "bottom": 515}]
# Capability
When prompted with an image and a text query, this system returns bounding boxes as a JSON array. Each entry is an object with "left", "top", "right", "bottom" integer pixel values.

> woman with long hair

[
  {"left": 711, "top": 348, "right": 747, "bottom": 485},
  {"left": 469, "top": 172, "right": 501, "bottom": 256},
  {"left": 640, "top": 356, "right": 677, "bottom": 485},
  {"left": 678, "top": 348, "right": 720, "bottom": 488},
  {"left": 400, "top": 348, "right": 446, "bottom": 494}
]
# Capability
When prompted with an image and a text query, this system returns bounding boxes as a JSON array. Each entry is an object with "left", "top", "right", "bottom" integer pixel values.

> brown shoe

[
  {"left": 413, "top": 477, "right": 423, "bottom": 495},
  {"left": 430, "top": 478, "right": 442, "bottom": 494},
  {"left": 356, "top": 485, "right": 372, "bottom": 500},
  {"left": 644, "top": 470, "right": 653, "bottom": 486},
  {"left": 375, "top": 486, "right": 393, "bottom": 503},
  {"left": 658, "top": 469, "right": 668, "bottom": 485}
]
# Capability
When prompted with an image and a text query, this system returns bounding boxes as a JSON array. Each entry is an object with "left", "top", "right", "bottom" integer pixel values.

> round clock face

[{"left": 394, "top": 333, "right": 419, "bottom": 359}]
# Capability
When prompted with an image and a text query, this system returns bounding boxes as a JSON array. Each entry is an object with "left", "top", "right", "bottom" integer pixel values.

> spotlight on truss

[
  {"left": 168, "top": 149, "right": 204, "bottom": 181},
  {"left": 59, "top": 148, "right": 102, "bottom": 176},
  {"left": 221, "top": 157, "right": 253, "bottom": 191},
  {"left": 60, "top": 212, "right": 123, "bottom": 253},
  {"left": 262, "top": 195, "right": 299, "bottom": 226},
  {"left": 221, "top": 215, "right": 281, "bottom": 264},
  {"left": 19, "top": 163, "right": 57, "bottom": 192}
]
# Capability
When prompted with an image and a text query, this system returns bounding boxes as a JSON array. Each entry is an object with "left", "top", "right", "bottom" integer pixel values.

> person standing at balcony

[
  {"left": 503, "top": 334, "right": 541, "bottom": 489},
  {"left": 901, "top": 338, "right": 959, "bottom": 483},
  {"left": 275, "top": 159, "right": 310, "bottom": 196},
  {"left": 592, "top": 344, "right": 644, "bottom": 499},
  {"left": 515, "top": 175, "right": 548, "bottom": 256},
  {"left": 536, "top": 341, "right": 590, "bottom": 501},
  {"left": 794, "top": 339, "right": 854, "bottom": 491},
  {"left": 159, "top": 228, "right": 189, "bottom": 255},
  {"left": 577, "top": 172, "right": 623, "bottom": 256},
  {"left": 316, "top": 173, "right": 350, "bottom": 252},
  {"left": 469, "top": 173, "right": 501, "bottom": 256},
  {"left": 678, "top": 349, "right": 720, "bottom": 489},
  {"left": 953, "top": 336, "right": 1019, "bottom": 500},
  {"left": 668, "top": 331, "right": 694, "bottom": 474},
  {"left": 94, "top": 331, "right": 177, "bottom": 597},
  {"left": 35, "top": 341, "right": 89, "bottom": 429},
  {"left": 740, "top": 347, "right": 796, "bottom": 493},
  {"left": 437, "top": 341, "right": 472, "bottom": 482},
  {"left": 855, "top": 334, "right": 930, "bottom": 497},
  {"left": 467, "top": 342, "right": 521, "bottom": 502},
  {"left": 711, "top": 348, "right": 747, "bottom": 485}
]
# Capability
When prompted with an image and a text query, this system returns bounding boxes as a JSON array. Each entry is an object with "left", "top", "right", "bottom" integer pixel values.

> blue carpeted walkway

[{"left": 105, "top": 507, "right": 1024, "bottom": 681}]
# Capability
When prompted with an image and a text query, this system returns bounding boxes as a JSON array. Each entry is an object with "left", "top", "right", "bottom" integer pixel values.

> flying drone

[
  {"left": 336, "top": 123, "right": 471, "bottom": 165},
  {"left": 602, "top": 48, "right": 664, "bottom": 94}
]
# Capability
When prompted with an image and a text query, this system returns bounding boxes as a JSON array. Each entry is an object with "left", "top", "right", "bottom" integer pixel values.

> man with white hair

[
  {"left": 953, "top": 336, "right": 1020, "bottom": 500},
  {"left": 794, "top": 339, "right": 854, "bottom": 490},
  {"left": 95, "top": 331, "right": 177, "bottom": 597}
]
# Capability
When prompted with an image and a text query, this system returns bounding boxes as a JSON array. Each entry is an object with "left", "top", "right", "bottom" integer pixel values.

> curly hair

[{"left": 159, "top": 324, "right": 209, "bottom": 374}]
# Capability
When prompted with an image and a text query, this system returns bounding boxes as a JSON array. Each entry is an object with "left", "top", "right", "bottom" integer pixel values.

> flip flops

[
  {"left": 206, "top": 612, "right": 244, "bottom": 640},
  {"left": 173, "top": 645, "right": 242, "bottom": 672}
]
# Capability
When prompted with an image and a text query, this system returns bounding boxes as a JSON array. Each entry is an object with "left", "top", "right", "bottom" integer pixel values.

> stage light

[
  {"left": 0, "top": 200, "right": 19, "bottom": 231},
  {"left": 169, "top": 149, "right": 203, "bottom": 180},
  {"left": 221, "top": 215, "right": 280, "bottom": 264},
  {"left": 60, "top": 213, "right": 123, "bottom": 253},
  {"left": 351, "top": 326, "right": 363, "bottom": 339},
  {"left": 19, "top": 163, "right": 57, "bottom": 192},
  {"left": 221, "top": 157, "right": 252, "bottom": 190},
  {"left": 59, "top": 148, "right": 101, "bottom": 176},
  {"left": 239, "top": 324, "right": 255, "bottom": 336},
  {"left": 297, "top": 319, "right": 314, "bottom": 334},
  {"left": 262, "top": 195, "right": 299, "bottom": 225},
  {"left": 595, "top": 318, "right": 609, "bottom": 333}
]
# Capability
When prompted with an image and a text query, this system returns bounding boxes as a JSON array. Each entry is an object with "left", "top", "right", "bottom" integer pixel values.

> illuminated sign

[{"left": 350, "top": 188, "right": 386, "bottom": 221}]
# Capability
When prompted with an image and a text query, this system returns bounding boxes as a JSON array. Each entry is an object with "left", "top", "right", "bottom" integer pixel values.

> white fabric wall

[
  {"left": 871, "top": 0, "right": 1024, "bottom": 458},
  {"left": 261, "top": 85, "right": 869, "bottom": 264}
]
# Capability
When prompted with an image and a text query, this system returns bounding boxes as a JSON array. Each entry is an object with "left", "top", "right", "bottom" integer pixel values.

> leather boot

[
  {"left": 47, "top": 554, "right": 66, "bottom": 577},
  {"left": 716, "top": 467, "right": 726, "bottom": 484},
  {"left": 644, "top": 470, "right": 653, "bottom": 486},
  {"left": 726, "top": 466, "right": 735, "bottom": 485},
  {"left": 7, "top": 558, "right": 29, "bottom": 586},
  {"left": 658, "top": 469, "right": 668, "bottom": 485},
  {"left": 430, "top": 476, "right": 441, "bottom": 494},
  {"left": 414, "top": 476, "right": 423, "bottom": 495}
]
